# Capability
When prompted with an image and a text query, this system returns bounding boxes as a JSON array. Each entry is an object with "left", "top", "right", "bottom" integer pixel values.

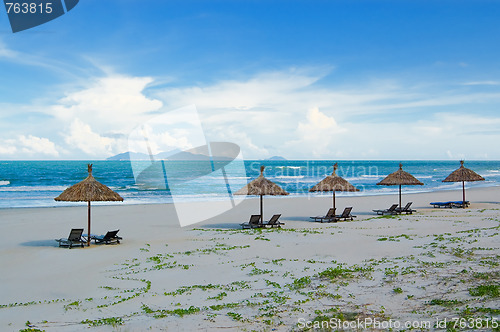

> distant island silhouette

[{"left": 266, "top": 156, "right": 287, "bottom": 161}]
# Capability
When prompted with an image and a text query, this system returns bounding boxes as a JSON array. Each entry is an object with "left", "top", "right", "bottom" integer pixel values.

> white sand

[{"left": 0, "top": 187, "right": 499, "bottom": 331}]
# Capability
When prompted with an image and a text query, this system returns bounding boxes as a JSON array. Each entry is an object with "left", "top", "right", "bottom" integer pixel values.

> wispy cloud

[
  {"left": 0, "top": 39, "right": 16, "bottom": 58},
  {"left": 462, "top": 81, "right": 500, "bottom": 86},
  {"left": 0, "top": 37, "right": 93, "bottom": 79}
]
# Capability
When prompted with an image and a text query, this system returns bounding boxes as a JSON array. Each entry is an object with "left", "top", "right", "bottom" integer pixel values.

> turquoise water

[{"left": 0, "top": 160, "right": 498, "bottom": 208}]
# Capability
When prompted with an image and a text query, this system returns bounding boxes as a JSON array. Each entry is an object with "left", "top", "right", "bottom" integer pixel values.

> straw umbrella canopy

[
  {"left": 442, "top": 160, "right": 484, "bottom": 208},
  {"left": 377, "top": 163, "right": 423, "bottom": 210},
  {"left": 55, "top": 164, "right": 123, "bottom": 246},
  {"left": 309, "top": 163, "right": 359, "bottom": 212},
  {"left": 234, "top": 166, "right": 289, "bottom": 222}
]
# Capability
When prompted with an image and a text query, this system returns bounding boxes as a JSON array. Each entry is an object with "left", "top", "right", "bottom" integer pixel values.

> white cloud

[
  {"left": 52, "top": 75, "right": 163, "bottom": 133},
  {"left": 0, "top": 135, "right": 59, "bottom": 157},
  {"left": 298, "top": 107, "right": 343, "bottom": 132},
  {"left": 128, "top": 124, "right": 194, "bottom": 155},
  {"left": 207, "top": 125, "right": 268, "bottom": 156},
  {"left": 158, "top": 69, "right": 327, "bottom": 112},
  {"left": 64, "top": 119, "right": 115, "bottom": 156},
  {"left": 46, "top": 74, "right": 164, "bottom": 158},
  {"left": 291, "top": 107, "right": 347, "bottom": 158},
  {"left": 18, "top": 135, "right": 59, "bottom": 156},
  {"left": 0, "top": 141, "right": 17, "bottom": 155}
]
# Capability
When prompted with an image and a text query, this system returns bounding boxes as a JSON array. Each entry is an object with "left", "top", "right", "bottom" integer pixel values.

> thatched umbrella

[
  {"left": 309, "top": 163, "right": 359, "bottom": 212},
  {"left": 55, "top": 164, "right": 123, "bottom": 246},
  {"left": 234, "top": 166, "right": 289, "bottom": 222},
  {"left": 443, "top": 160, "right": 484, "bottom": 208},
  {"left": 377, "top": 163, "right": 423, "bottom": 210}
]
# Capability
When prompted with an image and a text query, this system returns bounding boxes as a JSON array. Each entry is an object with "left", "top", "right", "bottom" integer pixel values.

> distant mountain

[
  {"left": 155, "top": 149, "right": 182, "bottom": 160},
  {"left": 167, "top": 151, "right": 211, "bottom": 161},
  {"left": 267, "top": 156, "right": 287, "bottom": 161},
  {"left": 106, "top": 152, "right": 150, "bottom": 161}
]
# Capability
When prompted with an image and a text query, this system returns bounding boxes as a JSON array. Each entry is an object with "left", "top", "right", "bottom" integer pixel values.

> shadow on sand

[
  {"left": 197, "top": 223, "right": 241, "bottom": 229},
  {"left": 20, "top": 239, "right": 61, "bottom": 247}
]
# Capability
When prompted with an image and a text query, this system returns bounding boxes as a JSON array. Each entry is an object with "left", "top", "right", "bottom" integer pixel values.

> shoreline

[{"left": 0, "top": 183, "right": 498, "bottom": 211}]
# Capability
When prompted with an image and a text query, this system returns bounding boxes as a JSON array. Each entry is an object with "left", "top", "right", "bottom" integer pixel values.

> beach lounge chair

[
  {"left": 310, "top": 208, "right": 336, "bottom": 223},
  {"left": 335, "top": 207, "right": 356, "bottom": 221},
  {"left": 430, "top": 201, "right": 469, "bottom": 208},
  {"left": 240, "top": 215, "right": 263, "bottom": 229},
  {"left": 451, "top": 201, "right": 470, "bottom": 208},
  {"left": 430, "top": 201, "right": 451, "bottom": 208},
  {"left": 373, "top": 204, "right": 399, "bottom": 215},
  {"left": 55, "top": 228, "right": 86, "bottom": 248},
  {"left": 395, "top": 202, "right": 416, "bottom": 214},
  {"left": 262, "top": 214, "right": 284, "bottom": 228},
  {"left": 92, "top": 230, "right": 122, "bottom": 244}
]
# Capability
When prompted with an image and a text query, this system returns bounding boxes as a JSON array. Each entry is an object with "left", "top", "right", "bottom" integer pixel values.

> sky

[{"left": 1, "top": 0, "right": 500, "bottom": 160}]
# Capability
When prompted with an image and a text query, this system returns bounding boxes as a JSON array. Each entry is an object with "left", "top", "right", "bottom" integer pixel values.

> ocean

[{"left": 0, "top": 160, "right": 499, "bottom": 209}]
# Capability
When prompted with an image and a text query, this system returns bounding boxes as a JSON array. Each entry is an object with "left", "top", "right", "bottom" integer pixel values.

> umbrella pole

[
  {"left": 332, "top": 191, "right": 336, "bottom": 213},
  {"left": 399, "top": 185, "right": 402, "bottom": 212},
  {"left": 87, "top": 201, "right": 91, "bottom": 246},
  {"left": 463, "top": 181, "right": 466, "bottom": 209},
  {"left": 260, "top": 195, "right": 263, "bottom": 223}
]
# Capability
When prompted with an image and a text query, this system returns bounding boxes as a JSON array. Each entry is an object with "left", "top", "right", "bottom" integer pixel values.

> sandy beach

[{"left": 1, "top": 186, "right": 499, "bottom": 331}]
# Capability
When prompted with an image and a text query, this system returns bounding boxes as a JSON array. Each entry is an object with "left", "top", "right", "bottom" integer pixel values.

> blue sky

[{"left": 1, "top": 0, "right": 500, "bottom": 160}]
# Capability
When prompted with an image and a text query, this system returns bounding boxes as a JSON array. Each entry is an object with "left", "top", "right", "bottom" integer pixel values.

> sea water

[{"left": 0, "top": 160, "right": 499, "bottom": 208}]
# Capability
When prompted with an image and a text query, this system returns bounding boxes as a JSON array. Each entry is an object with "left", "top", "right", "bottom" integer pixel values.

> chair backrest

[
  {"left": 403, "top": 202, "right": 412, "bottom": 210},
  {"left": 249, "top": 215, "right": 261, "bottom": 225},
  {"left": 268, "top": 214, "right": 281, "bottom": 224},
  {"left": 68, "top": 228, "right": 84, "bottom": 241},
  {"left": 326, "top": 208, "right": 335, "bottom": 217},
  {"left": 388, "top": 204, "right": 398, "bottom": 211},
  {"left": 340, "top": 207, "right": 352, "bottom": 218},
  {"left": 104, "top": 230, "right": 119, "bottom": 239}
]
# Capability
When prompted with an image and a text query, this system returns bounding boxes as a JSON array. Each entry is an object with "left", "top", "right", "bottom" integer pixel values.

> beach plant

[
  {"left": 317, "top": 266, "right": 353, "bottom": 280},
  {"left": 141, "top": 304, "right": 201, "bottom": 318},
  {"left": 393, "top": 287, "right": 403, "bottom": 294},
  {"left": 472, "top": 271, "right": 500, "bottom": 280},
  {"left": 207, "top": 292, "right": 227, "bottom": 301},
  {"left": 139, "top": 244, "right": 150, "bottom": 252},
  {"left": 227, "top": 312, "right": 243, "bottom": 321},
  {"left": 264, "top": 279, "right": 281, "bottom": 289},
  {"left": 63, "top": 300, "right": 81, "bottom": 311},
  {"left": 97, "top": 278, "right": 151, "bottom": 308},
  {"left": 165, "top": 283, "right": 220, "bottom": 296},
  {"left": 286, "top": 276, "right": 311, "bottom": 290},
  {"left": 81, "top": 317, "right": 124, "bottom": 327},
  {"left": 469, "top": 284, "right": 500, "bottom": 297},
  {"left": 249, "top": 267, "right": 273, "bottom": 276},
  {"left": 207, "top": 302, "right": 240, "bottom": 311},
  {"left": 428, "top": 299, "right": 464, "bottom": 307}
]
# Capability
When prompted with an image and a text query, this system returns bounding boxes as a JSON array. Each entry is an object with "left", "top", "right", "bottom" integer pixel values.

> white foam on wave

[
  {"left": 0, "top": 185, "right": 67, "bottom": 192},
  {"left": 0, "top": 181, "right": 10, "bottom": 186},
  {"left": 274, "top": 175, "right": 305, "bottom": 179},
  {"left": 345, "top": 176, "right": 382, "bottom": 181},
  {"left": 484, "top": 172, "right": 500, "bottom": 177},
  {"left": 274, "top": 166, "right": 303, "bottom": 169}
]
